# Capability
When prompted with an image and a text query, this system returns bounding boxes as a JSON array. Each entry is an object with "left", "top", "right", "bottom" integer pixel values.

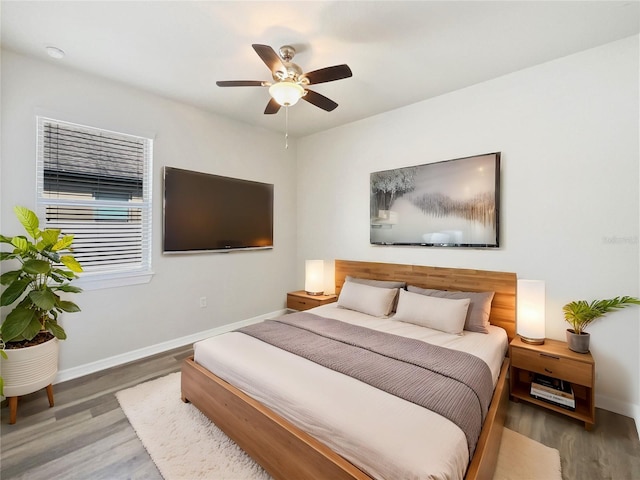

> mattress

[{"left": 194, "top": 303, "right": 508, "bottom": 480}]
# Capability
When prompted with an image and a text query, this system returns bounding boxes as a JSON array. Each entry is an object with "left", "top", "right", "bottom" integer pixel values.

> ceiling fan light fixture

[{"left": 269, "top": 81, "right": 304, "bottom": 107}]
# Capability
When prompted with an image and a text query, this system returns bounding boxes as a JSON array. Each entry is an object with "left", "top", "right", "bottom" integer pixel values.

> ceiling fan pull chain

[{"left": 285, "top": 106, "right": 289, "bottom": 149}]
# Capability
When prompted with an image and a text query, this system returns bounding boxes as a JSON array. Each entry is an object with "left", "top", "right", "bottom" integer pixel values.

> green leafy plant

[
  {"left": 563, "top": 296, "right": 640, "bottom": 335},
  {"left": 0, "top": 206, "right": 83, "bottom": 343}
]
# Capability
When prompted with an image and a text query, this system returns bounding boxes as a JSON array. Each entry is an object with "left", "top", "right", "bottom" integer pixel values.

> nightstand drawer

[
  {"left": 286, "top": 291, "right": 337, "bottom": 311},
  {"left": 287, "top": 296, "right": 318, "bottom": 311},
  {"left": 511, "top": 347, "right": 592, "bottom": 386}
]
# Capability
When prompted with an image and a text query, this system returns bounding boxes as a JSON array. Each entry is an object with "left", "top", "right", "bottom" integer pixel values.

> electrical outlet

[{"left": 199, "top": 296, "right": 207, "bottom": 308}]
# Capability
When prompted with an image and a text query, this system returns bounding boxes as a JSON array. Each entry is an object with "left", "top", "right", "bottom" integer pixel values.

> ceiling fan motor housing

[
  {"left": 273, "top": 46, "right": 303, "bottom": 82},
  {"left": 278, "top": 45, "right": 296, "bottom": 62}
]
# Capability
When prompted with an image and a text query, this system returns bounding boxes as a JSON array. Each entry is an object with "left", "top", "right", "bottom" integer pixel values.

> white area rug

[{"left": 117, "top": 372, "right": 562, "bottom": 480}]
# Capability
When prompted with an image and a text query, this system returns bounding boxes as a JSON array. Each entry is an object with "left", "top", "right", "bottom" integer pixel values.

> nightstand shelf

[
  {"left": 509, "top": 381, "right": 593, "bottom": 422},
  {"left": 509, "top": 336, "right": 595, "bottom": 430},
  {"left": 287, "top": 290, "right": 337, "bottom": 311}
]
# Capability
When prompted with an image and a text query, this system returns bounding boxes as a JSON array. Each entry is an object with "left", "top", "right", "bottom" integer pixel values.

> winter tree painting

[{"left": 370, "top": 153, "right": 500, "bottom": 247}]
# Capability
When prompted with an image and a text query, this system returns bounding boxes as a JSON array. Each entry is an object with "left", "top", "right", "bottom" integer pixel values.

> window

[{"left": 36, "top": 117, "right": 153, "bottom": 288}]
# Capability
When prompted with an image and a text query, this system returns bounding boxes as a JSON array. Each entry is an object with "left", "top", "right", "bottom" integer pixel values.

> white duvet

[{"left": 194, "top": 303, "right": 508, "bottom": 480}]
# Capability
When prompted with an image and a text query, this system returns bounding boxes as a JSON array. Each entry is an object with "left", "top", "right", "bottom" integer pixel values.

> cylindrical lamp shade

[
  {"left": 517, "top": 279, "right": 546, "bottom": 345},
  {"left": 305, "top": 260, "right": 324, "bottom": 296}
]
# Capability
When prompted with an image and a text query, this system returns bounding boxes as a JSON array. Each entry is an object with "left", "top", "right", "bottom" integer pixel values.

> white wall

[
  {"left": 297, "top": 36, "right": 640, "bottom": 423},
  {"left": 2, "top": 36, "right": 639, "bottom": 425},
  {"left": 0, "top": 50, "right": 298, "bottom": 375}
]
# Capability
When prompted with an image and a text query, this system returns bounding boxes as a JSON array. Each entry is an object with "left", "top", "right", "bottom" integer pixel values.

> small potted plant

[
  {"left": 0, "top": 206, "right": 82, "bottom": 422},
  {"left": 563, "top": 296, "right": 640, "bottom": 353}
]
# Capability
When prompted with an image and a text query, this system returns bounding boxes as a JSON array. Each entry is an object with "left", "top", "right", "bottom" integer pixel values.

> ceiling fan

[{"left": 216, "top": 44, "right": 352, "bottom": 115}]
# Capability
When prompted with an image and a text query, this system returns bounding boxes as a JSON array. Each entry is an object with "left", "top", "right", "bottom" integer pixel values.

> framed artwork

[{"left": 370, "top": 152, "right": 500, "bottom": 248}]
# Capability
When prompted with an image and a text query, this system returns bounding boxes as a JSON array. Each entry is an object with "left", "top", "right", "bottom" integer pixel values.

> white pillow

[
  {"left": 345, "top": 276, "right": 406, "bottom": 312},
  {"left": 393, "top": 289, "right": 471, "bottom": 335},
  {"left": 406, "top": 285, "right": 494, "bottom": 334},
  {"left": 337, "top": 281, "right": 398, "bottom": 317}
]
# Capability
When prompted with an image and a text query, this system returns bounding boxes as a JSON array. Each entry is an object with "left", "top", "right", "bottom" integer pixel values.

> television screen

[
  {"left": 370, "top": 152, "right": 500, "bottom": 248},
  {"left": 163, "top": 167, "right": 274, "bottom": 253}
]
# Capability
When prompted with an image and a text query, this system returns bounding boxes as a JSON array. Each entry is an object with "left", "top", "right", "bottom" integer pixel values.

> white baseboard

[
  {"left": 626, "top": 402, "right": 640, "bottom": 438},
  {"left": 54, "top": 309, "right": 287, "bottom": 384}
]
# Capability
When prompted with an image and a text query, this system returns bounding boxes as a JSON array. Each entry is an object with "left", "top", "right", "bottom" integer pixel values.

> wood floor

[{"left": 2, "top": 345, "right": 639, "bottom": 480}]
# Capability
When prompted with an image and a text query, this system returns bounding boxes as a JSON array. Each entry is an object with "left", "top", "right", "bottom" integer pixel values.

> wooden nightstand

[
  {"left": 509, "top": 336, "right": 595, "bottom": 430},
  {"left": 287, "top": 290, "right": 337, "bottom": 311}
]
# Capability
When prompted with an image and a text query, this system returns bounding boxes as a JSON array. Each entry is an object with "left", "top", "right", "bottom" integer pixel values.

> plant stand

[{"left": 7, "top": 384, "right": 55, "bottom": 425}]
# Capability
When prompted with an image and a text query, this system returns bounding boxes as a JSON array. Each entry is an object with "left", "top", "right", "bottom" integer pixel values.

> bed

[{"left": 181, "top": 260, "right": 517, "bottom": 480}]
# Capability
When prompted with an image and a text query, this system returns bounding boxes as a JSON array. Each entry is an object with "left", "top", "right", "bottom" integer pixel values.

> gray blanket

[{"left": 237, "top": 312, "right": 494, "bottom": 456}]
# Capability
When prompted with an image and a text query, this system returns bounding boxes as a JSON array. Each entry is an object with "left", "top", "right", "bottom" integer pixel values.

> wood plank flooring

[
  {"left": 2, "top": 345, "right": 639, "bottom": 480},
  {"left": 506, "top": 400, "right": 640, "bottom": 479}
]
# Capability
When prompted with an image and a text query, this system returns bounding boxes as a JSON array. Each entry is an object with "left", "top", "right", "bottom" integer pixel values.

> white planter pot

[{"left": 1, "top": 337, "right": 59, "bottom": 397}]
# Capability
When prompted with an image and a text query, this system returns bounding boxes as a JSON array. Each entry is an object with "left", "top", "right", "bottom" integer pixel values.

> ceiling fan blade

[
  {"left": 216, "top": 80, "right": 266, "bottom": 87},
  {"left": 264, "top": 98, "right": 281, "bottom": 115},
  {"left": 303, "top": 64, "right": 352, "bottom": 85},
  {"left": 252, "top": 44, "right": 284, "bottom": 73},
  {"left": 302, "top": 89, "right": 338, "bottom": 112}
]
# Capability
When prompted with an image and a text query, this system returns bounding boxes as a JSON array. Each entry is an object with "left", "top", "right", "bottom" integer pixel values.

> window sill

[{"left": 73, "top": 270, "right": 155, "bottom": 291}]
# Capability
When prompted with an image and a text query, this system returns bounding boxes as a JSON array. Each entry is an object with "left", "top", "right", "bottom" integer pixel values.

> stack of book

[{"left": 530, "top": 373, "right": 576, "bottom": 410}]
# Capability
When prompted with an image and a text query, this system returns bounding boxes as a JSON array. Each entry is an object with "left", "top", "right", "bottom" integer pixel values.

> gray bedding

[{"left": 237, "top": 311, "right": 494, "bottom": 456}]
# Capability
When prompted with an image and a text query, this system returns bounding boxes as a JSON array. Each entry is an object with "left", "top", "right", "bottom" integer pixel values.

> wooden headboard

[{"left": 334, "top": 260, "right": 517, "bottom": 341}]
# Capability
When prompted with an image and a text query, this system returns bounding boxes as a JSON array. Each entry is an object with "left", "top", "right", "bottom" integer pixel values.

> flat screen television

[
  {"left": 163, "top": 167, "right": 274, "bottom": 253},
  {"left": 370, "top": 152, "right": 500, "bottom": 248}
]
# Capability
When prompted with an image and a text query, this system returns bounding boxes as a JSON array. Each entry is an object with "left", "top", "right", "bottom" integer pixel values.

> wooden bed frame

[{"left": 182, "top": 260, "right": 517, "bottom": 480}]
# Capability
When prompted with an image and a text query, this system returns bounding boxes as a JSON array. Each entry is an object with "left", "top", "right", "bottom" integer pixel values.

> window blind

[{"left": 36, "top": 117, "right": 152, "bottom": 274}]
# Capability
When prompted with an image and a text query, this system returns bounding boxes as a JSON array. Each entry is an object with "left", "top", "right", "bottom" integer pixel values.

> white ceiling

[{"left": 2, "top": 1, "right": 639, "bottom": 138}]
